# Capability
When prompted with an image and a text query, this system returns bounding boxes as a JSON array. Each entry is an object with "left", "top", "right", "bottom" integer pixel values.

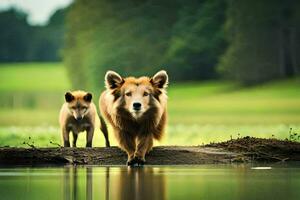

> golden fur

[{"left": 99, "top": 70, "right": 168, "bottom": 165}]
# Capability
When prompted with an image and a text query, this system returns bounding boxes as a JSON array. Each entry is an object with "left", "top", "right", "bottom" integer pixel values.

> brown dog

[
  {"left": 59, "top": 90, "right": 110, "bottom": 147},
  {"left": 99, "top": 70, "right": 168, "bottom": 165}
]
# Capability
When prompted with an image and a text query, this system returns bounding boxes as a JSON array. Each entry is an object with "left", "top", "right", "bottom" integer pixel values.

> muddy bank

[
  {"left": 0, "top": 137, "right": 299, "bottom": 166},
  {"left": 206, "top": 136, "right": 300, "bottom": 162}
]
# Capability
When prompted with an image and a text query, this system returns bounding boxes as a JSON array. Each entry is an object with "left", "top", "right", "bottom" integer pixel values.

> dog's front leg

[
  {"left": 62, "top": 127, "right": 71, "bottom": 147},
  {"left": 72, "top": 131, "right": 78, "bottom": 147},
  {"left": 134, "top": 134, "right": 153, "bottom": 165},
  {"left": 86, "top": 126, "right": 94, "bottom": 147},
  {"left": 118, "top": 131, "right": 136, "bottom": 165}
]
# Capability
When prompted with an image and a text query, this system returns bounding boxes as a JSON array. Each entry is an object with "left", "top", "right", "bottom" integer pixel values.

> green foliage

[
  {"left": 0, "top": 8, "right": 66, "bottom": 62},
  {"left": 29, "top": 8, "right": 66, "bottom": 61},
  {"left": 165, "top": 0, "right": 227, "bottom": 80},
  {"left": 0, "top": 9, "right": 33, "bottom": 61},
  {"left": 64, "top": 0, "right": 227, "bottom": 89},
  {"left": 218, "top": 0, "right": 300, "bottom": 85}
]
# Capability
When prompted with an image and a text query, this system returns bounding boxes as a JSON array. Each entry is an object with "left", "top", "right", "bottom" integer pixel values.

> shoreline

[{"left": 0, "top": 137, "right": 299, "bottom": 166}]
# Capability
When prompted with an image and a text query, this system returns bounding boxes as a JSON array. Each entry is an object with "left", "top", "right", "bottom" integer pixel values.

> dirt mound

[{"left": 206, "top": 136, "right": 300, "bottom": 162}]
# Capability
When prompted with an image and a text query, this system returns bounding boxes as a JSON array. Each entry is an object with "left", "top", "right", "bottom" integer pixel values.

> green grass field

[
  {"left": 0, "top": 62, "right": 70, "bottom": 92},
  {"left": 0, "top": 63, "right": 300, "bottom": 147}
]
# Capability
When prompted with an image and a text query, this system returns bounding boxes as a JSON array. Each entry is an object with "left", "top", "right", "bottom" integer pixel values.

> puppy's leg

[
  {"left": 62, "top": 127, "right": 70, "bottom": 147},
  {"left": 135, "top": 134, "right": 153, "bottom": 165},
  {"left": 118, "top": 132, "right": 136, "bottom": 165},
  {"left": 86, "top": 126, "right": 94, "bottom": 147},
  {"left": 72, "top": 131, "right": 78, "bottom": 147}
]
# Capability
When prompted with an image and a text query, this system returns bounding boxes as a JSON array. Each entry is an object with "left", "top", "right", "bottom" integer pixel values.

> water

[{"left": 0, "top": 164, "right": 299, "bottom": 200}]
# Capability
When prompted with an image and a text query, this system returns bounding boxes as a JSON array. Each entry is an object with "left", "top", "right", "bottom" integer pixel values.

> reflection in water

[
  {"left": 62, "top": 166, "right": 165, "bottom": 200},
  {"left": 63, "top": 167, "right": 70, "bottom": 200},
  {"left": 63, "top": 167, "right": 92, "bottom": 200},
  {"left": 113, "top": 167, "right": 166, "bottom": 200},
  {"left": 63, "top": 167, "right": 77, "bottom": 200},
  {"left": 86, "top": 167, "right": 92, "bottom": 200},
  {"left": 105, "top": 167, "right": 110, "bottom": 200},
  {"left": 1, "top": 165, "right": 300, "bottom": 200}
]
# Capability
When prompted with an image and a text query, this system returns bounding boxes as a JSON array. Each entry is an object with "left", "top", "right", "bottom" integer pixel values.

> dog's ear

[
  {"left": 150, "top": 70, "right": 168, "bottom": 89},
  {"left": 105, "top": 71, "right": 124, "bottom": 89},
  {"left": 65, "top": 92, "right": 74, "bottom": 102},
  {"left": 83, "top": 92, "right": 92, "bottom": 102}
]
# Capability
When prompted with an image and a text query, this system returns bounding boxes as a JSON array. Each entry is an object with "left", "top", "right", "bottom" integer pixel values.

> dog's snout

[
  {"left": 76, "top": 116, "right": 83, "bottom": 121},
  {"left": 133, "top": 102, "right": 142, "bottom": 110}
]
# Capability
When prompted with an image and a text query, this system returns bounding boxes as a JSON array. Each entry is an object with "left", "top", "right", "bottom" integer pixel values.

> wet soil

[{"left": 0, "top": 137, "right": 299, "bottom": 166}]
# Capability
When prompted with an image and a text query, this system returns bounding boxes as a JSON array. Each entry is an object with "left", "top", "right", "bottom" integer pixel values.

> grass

[
  {"left": 0, "top": 62, "right": 71, "bottom": 92},
  {"left": 0, "top": 63, "right": 300, "bottom": 146},
  {"left": 168, "top": 79, "right": 300, "bottom": 124}
]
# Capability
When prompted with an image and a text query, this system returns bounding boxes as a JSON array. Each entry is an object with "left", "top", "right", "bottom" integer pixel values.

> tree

[
  {"left": 218, "top": 0, "right": 300, "bottom": 85},
  {"left": 30, "top": 8, "right": 66, "bottom": 61},
  {"left": 64, "top": 0, "right": 227, "bottom": 89},
  {"left": 0, "top": 7, "right": 66, "bottom": 62},
  {"left": 163, "top": 0, "right": 227, "bottom": 81},
  {"left": 0, "top": 9, "right": 33, "bottom": 62}
]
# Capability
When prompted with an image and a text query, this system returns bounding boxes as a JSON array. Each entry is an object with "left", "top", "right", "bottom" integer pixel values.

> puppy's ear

[
  {"left": 105, "top": 71, "right": 124, "bottom": 89},
  {"left": 65, "top": 92, "right": 74, "bottom": 102},
  {"left": 150, "top": 70, "right": 168, "bottom": 89},
  {"left": 83, "top": 92, "right": 92, "bottom": 102}
]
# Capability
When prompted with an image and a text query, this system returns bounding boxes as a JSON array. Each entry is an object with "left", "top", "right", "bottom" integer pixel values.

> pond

[{"left": 0, "top": 164, "right": 299, "bottom": 200}]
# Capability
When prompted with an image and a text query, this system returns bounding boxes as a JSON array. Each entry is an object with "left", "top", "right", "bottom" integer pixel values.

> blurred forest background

[{"left": 0, "top": 0, "right": 300, "bottom": 147}]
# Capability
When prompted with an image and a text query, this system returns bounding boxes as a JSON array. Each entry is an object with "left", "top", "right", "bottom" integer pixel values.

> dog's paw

[
  {"left": 135, "top": 157, "right": 145, "bottom": 166},
  {"left": 127, "top": 157, "right": 136, "bottom": 166},
  {"left": 127, "top": 156, "right": 145, "bottom": 167}
]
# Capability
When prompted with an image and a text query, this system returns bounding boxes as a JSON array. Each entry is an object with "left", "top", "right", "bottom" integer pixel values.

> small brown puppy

[
  {"left": 59, "top": 90, "right": 110, "bottom": 147},
  {"left": 99, "top": 70, "right": 168, "bottom": 165}
]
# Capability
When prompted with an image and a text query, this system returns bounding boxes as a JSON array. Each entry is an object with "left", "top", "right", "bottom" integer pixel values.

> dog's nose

[
  {"left": 76, "top": 116, "right": 83, "bottom": 121},
  {"left": 133, "top": 102, "right": 141, "bottom": 110}
]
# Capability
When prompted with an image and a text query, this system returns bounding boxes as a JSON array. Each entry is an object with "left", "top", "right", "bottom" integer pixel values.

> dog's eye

[
  {"left": 143, "top": 92, "right": 149, "bottom": 97},
  {"left": 125, "top": 92, "right": 132, "bottom": 97},
  {"left": 82, "top": 106, "right": 88, "bottom": 110}
]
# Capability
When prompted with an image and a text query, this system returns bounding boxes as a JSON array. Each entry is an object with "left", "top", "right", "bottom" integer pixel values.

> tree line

[
  {"left": 1, "top": 0, "right": 299, "bottom": 86},
  {"left": 0, "top": 8, "right": 65, "bottom": 62},
  {"left": 219, "top": 0, "right": 300, "bottom": 84},
  {"left": 64, "top": 0, "right": 300, "bottom": 88},
  {"left": 64, "top": 0, "right": 227, "bottom": 89}
]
